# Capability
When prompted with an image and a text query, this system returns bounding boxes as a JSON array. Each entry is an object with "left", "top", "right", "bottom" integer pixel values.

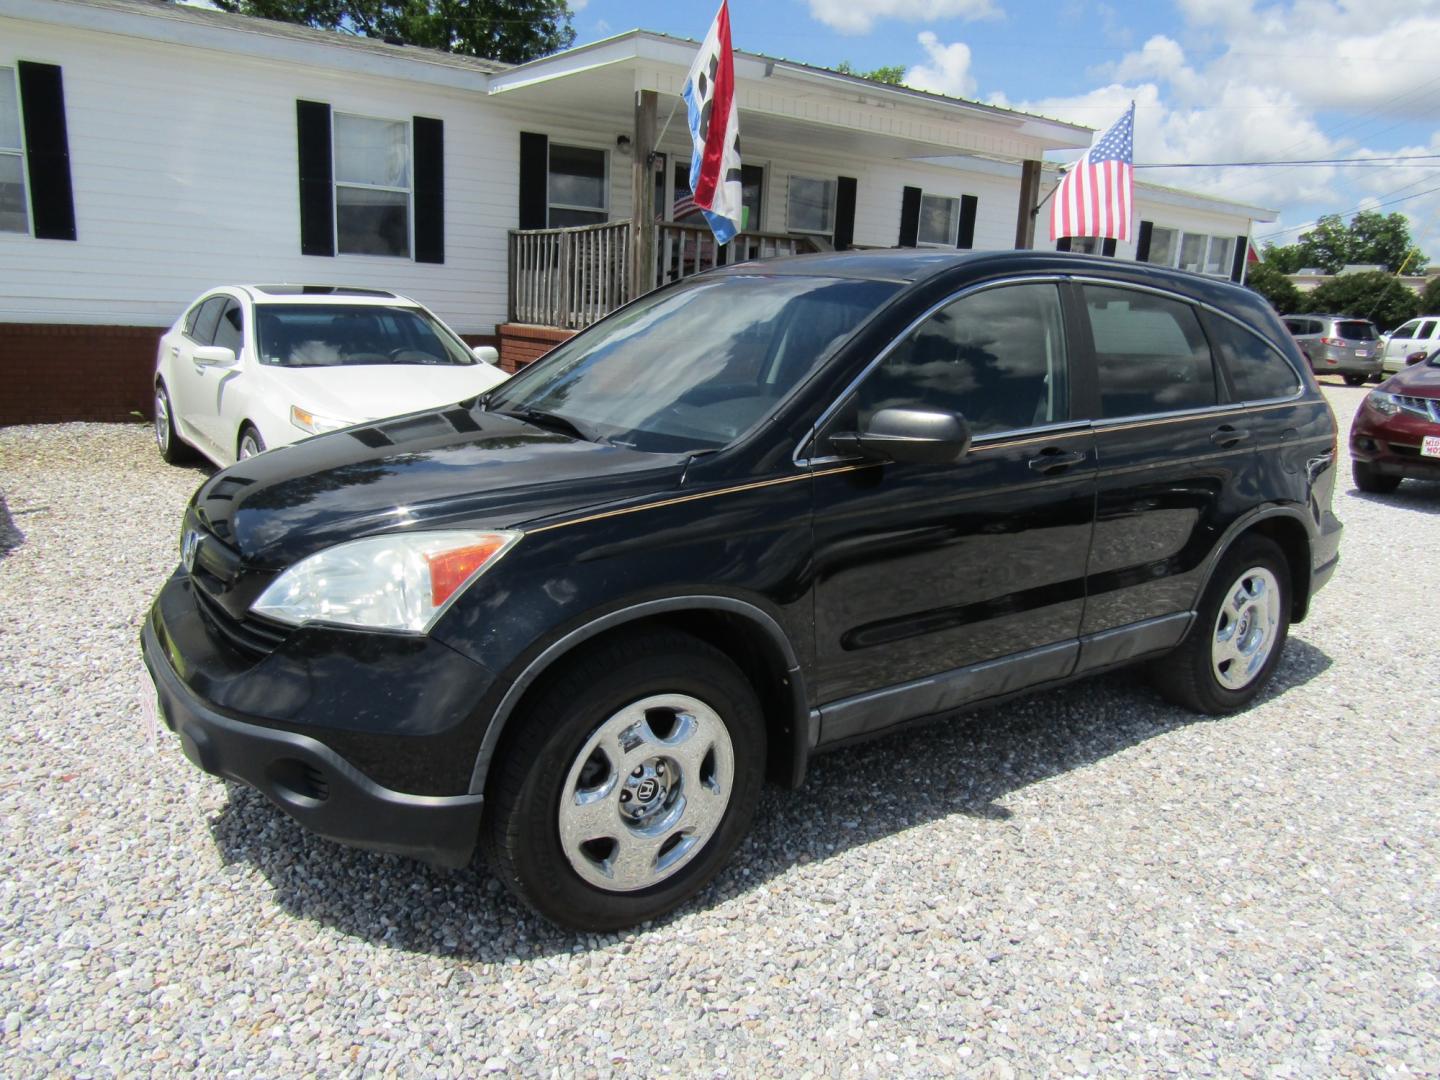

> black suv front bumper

[{"left": 142, "top": 618, "right": 485, "bottom": 869}]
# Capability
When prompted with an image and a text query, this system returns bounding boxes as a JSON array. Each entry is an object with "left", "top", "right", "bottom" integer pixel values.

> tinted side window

[
  {"left": 1083, "top": 285, "right": 1217, "bottom": 418},
  {"left": 189, "top": 296, "right": 227, "bottom": 345},
  {"left": 183, "top": 303, "right": 204, "bottom": 337},
  {"left": 1206, "top": 315, "right": 1302, "bottom": 402},
  {"left": 1418, "top": 320, "right": 1437, "bottom": 340},
  {"left": 1393, "top": 321, "right": 1418, "bottom": 339},
  {"left": 848, "top": 283, "right": 1069, "bottom": 438},
  {"left": 213, "top": 300, "right": 244, "bottom": 353}
]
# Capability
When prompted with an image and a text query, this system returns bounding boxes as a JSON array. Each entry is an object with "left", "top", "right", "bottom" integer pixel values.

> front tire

[
  {"left": 1344, "top": 373, "right": 1367, "bottom": 387},
  {"left": 1353, "top": 460, "right": 1401, "bottom": 494},
  {"left": 237, "top": 424, "right": 266, "bottom": 460},
  {"left": 482, "top": 631, "right": 765, "bottom": 932},
  {"left": 154, "top": 382, "right": 196, "bottom": 465},
  {"left": 1152, "top": 536, "right": 1290, "bottom": 715}
]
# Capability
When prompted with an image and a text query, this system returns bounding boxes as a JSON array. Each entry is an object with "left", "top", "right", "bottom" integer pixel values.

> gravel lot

[{"left": 2, "top": 382, "right": 1437, "bottom": 1076}]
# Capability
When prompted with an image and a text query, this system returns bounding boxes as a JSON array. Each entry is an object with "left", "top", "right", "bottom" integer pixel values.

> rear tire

[
  {"left": 154, "top": 382, "right": 196, "bottom": 465},
  {"left": 1152, "top": 536, "right": 1290, "bottom": 715},
  {"left": 1353, "top": 460, "right": 1401, "bottom": 494},
  {"left": 1343, "top": 373, "right": 1367, "bottom": 387},
  {"left": 482, "top": 630, "right": 765, "bottom": 932}
]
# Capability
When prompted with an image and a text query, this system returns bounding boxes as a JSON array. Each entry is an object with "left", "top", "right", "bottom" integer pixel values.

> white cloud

[
  {"left": 806, "top": 0, "right": 1001, "bottom": 36},
  {"left": 904, "top": 33, "right": 978, "bottom": 99}
]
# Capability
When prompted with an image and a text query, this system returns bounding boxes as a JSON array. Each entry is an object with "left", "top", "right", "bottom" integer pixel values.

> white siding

[{"left": 0, "top": 17, "right": 520, "bottom": 334}]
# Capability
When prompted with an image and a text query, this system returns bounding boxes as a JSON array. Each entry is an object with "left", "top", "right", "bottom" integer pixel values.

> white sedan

[{"left": 153, "top": 285, "right": 509, "bottom": 467}]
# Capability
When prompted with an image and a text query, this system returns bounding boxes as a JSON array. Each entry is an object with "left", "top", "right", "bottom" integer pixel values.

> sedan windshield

[
  {"left": 485, "top": 274, "right": 899, "bottom": 453},
  {"left": 255, "top": 304, "right": 476, "bottom": 367}
]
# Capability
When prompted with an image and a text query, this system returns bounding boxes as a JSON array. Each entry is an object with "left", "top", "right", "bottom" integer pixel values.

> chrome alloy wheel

[
  {"left": 238, "top": 432, "right": 263, "bottom": 459},
  {"left": 557, "top": 694, "right": 735, "bottom": 892},
  {"left": 1211, "top": 566, "right": 1282, "bottom": 690},
  {"left": 154, "top": 389, "right": 171, "bottom": 452}
]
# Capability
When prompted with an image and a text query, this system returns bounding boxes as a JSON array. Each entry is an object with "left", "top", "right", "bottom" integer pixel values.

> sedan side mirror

[
  {"left": 1406, "top": 350, "right": 1428, "bottom": 365},
  {"left": 473, "top": 345, "right": 500, "bottom": 366},
  {"left": 830, "top": 407, "right": 972, "bottom": 465},
  {"left": 193, "top": 345, "right": 238, "bottom": 368}
]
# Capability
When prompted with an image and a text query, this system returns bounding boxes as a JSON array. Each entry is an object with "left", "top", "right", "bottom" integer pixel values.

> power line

[
  {"left": 1254, "top": 180, "right": 1440, "bottom": 243},
  {"left": 1136, "top": 154, "right": 1440, "bottom": 168}
]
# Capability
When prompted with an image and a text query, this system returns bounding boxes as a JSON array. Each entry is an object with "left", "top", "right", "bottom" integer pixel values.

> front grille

[
  {"left": 192, "top": 584, "right": 289, "bottom": 659},
  {"left": 1395, "top": 395, "right": 1440, "bottom": 422}
]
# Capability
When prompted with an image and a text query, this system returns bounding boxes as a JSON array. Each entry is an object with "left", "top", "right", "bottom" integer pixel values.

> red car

[{"left": 1351, "top": 347, "right": 1440, "bottom": 492}]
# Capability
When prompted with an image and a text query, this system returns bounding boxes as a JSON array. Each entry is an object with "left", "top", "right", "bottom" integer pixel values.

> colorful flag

[
  {"left": 1050, "top": 102, "right": 1134, "bottom": 243},
  {"left": 682, "top": 1, "right": 743, "bottom": 245}
]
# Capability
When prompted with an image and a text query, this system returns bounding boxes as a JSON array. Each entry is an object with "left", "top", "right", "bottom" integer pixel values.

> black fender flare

[
  {"left": 1192, "top": 503, "right": 1316, "bottom": 620},
  {"left": 467, "top": 595, "right": 811, "bottom": 795}
]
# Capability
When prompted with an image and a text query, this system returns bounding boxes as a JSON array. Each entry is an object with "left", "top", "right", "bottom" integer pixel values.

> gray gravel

[{"left": 2, "top": 382, "right": 1438, "bottom": 1076}]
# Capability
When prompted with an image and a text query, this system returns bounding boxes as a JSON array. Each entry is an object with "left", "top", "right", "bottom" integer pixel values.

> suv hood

[
  {"left": 191, "top": 405, "right": 688, "bottom": 566},
  {"left": 1384, "top": 361, "right": 1440, "bottom": 397}
]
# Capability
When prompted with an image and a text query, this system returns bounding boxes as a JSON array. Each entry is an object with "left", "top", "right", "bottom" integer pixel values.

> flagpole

[
  {"left": 650, "top": 94, "right": 685, "bottom": 166},
  {"left": 1030, "top": 169, "right": 1067, "bottom": 218}
]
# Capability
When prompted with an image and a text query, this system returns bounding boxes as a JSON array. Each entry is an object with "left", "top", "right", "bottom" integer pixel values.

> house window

[
  {"left": 549, "top": 144, "right": 608, "bottom": 227},
  {"left": 918, "top": 194, "right": 958, "bottom": 246},
  {"left": 787, "top": 176, "right": 835, "bottom": 236},
  {"left": 0, "top": 67, "right": 28, "bottom": 234},
  {"left": 1205, "top": 236, "right": 1235, "bottom": 277},
  {"left": 333, "top": 113, "right": 411, "bottom": 258},
  {"left": 1067, "top": 236, "right": 1101, "bottom": 254},
  {"left": 1146, "top": 226, "right": 1178, "bottom": 267}
]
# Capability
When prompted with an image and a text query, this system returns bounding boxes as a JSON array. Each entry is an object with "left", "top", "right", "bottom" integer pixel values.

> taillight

[{"left": 1321, "top": 337, "right": 1344, "bottom": 346}]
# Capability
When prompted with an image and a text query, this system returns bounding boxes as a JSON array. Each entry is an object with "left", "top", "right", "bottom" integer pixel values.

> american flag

[
  {"left": 672, "top": 189, "right": 701, "bottom": 219},
  {"left": 1050, "top": 102, "right": 1134, "bottom": 243}
]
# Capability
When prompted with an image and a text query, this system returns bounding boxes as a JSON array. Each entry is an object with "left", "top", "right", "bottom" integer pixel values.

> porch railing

[
  {"left": 653, "top": 223, "right": 821, "bottom": 290},
  {"left": 507, "top": 221, "right": 631, "bottom": 330},
  {"left": 507, "top": 222, "right": 822, "bottom": 330}
]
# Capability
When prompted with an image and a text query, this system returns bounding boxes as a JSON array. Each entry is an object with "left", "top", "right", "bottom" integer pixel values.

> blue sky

[{"left": 569, "top": 0, "right": 1440, "bottom": 262}]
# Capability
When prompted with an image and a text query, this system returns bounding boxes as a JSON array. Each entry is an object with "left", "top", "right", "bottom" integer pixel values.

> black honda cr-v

[{"left": 142, "top": 251, "right": 1342, "bottom": 931}]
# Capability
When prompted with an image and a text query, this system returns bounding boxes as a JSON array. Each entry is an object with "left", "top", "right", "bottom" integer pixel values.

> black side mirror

[{"left": 830, "top": 407, "right": 972, "bottom": 465}]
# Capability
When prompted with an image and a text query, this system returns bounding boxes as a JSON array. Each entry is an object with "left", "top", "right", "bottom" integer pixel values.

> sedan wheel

[
  {"left": 483, "top": 631, "right": 765, "bottom": 932},
  {"left": 153, "top": 382, "right": 195, "bottom": 465},
  {"left": 238, "top": 425, "right": 265, "bottom": 460}
]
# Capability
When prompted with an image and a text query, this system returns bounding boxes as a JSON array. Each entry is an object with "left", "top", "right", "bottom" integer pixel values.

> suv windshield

[
  {"left": 486, "top": 274, "right": 900, "bottom": 453},
  {"left": 1335, "top": 321, "right": 1377, "bottom": 341},
  {"left": 255, "top": 304, "right": 476, "bottom": 368}
]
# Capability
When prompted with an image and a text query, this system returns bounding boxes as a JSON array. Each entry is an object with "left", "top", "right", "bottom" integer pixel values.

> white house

[{"left": 0, "top": 0, "right": 1277, "bottom": 423}]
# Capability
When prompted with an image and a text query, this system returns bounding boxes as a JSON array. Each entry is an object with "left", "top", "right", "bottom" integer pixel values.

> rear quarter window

[
  {"left": 1204, "top": 314, "right": 1302, "bottom": 402},
  {"left": 1083, "top": 285, "right": 1218, "bottom": 417}
]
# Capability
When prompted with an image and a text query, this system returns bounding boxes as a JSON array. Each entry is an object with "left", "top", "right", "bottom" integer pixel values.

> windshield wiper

[{"left": 495, "top": 405, "right": 604, "bottom": 444}]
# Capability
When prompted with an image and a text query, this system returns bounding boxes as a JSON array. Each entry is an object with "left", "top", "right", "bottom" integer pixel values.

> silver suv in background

[{"left": 1282, "top": 314, "right": 1381, "bottom": 385}]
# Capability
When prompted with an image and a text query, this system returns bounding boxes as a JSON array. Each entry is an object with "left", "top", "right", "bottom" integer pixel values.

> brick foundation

[
  {"left": 498, "top": 323, "right": 576, "bottom": 373},
  {"left": 1, "top": 323, "right": 165, "bottom": 425}
]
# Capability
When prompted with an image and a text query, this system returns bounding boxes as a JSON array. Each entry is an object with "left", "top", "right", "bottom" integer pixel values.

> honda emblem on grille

[{"left": 181, "top": 528, "right": 202, "bottom": 572}]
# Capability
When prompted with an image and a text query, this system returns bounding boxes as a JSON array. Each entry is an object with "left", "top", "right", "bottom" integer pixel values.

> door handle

[
  {"left": 1027, "top": 447, "right": 1086, "bottom": 474},
  {"left": 1210, "top": 425, "right": 1249, "bottom": 448}
]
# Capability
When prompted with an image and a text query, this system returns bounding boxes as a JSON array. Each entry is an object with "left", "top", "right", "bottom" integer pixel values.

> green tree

[
  {"left": 1303, "top": 270, "right": 1419, "bottom": 331},
  {"left": 1262, "top": 211, "right": 1425, "bottom": 274},
  {"left": 835, "top": 61, "right": 908, "bottom": 86},
  {"left": 1418, "top": 275, "right": 1440, "bottom": 314},
  {"left": 1244, "top": 260, "right": 1304, "bottom": 314},
  {"left": 213, "top": 0, "right": 576, "bottom": 63}
]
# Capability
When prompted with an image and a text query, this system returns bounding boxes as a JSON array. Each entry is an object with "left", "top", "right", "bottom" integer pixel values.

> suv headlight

[
  {"left": 252, "top": 530, "right": 521, "bottom": 633},
  {"left": 1365, "top": 391, "right": 1400, "bottom": 416}
]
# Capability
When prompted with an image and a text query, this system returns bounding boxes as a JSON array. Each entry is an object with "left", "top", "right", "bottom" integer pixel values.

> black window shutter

[
  {"left": 16, "top": 62, "right": 76, "bottom": 241},
  {"left": 1230, "top": 235, "right": 1248, "bottom": 282},
  {"left": 1101, "top": 237, "right": 1117, "bottom": 257},
  {"left": 1134, "top": 220, "right": 1153, "bottom": 262},
  {"left": 519, "top": 132, "right": 548, "bottom": 229},
  {"left": 957, "top": 194, "right": 977, "bottom": 249},
  {"left": 834, "top": 176, "right": 857, "bottom": 250},
  {"left": 898, "top": 186, "right": 921, "bottom": 247},
  {"left": 296, "top": 100, "right": 334, "bottom": 257},
  {"left": 413, "top": 116, "right": 444, "bottom": 264},
  {"left": 1056, "top": 237, "right": 1072, "bottom": 252}
]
